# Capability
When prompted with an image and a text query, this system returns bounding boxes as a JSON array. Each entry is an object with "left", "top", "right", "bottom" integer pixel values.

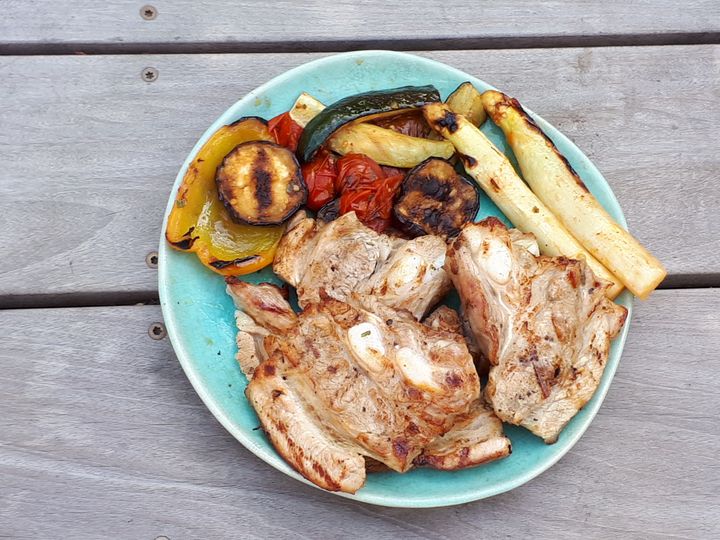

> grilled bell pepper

[{"left": 165, "top": 116, "right": 285, "bottom": 275}]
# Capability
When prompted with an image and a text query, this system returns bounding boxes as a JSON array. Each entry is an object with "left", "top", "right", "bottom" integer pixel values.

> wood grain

[
  {"left": 1, "top": 47, "right": 718, "bottom": 303},
  {"left": 0, "top": 289, "right": 718, "bottom": 538},
  {"left": 1, "top": 1, "right": 719, "bottom": 53}
]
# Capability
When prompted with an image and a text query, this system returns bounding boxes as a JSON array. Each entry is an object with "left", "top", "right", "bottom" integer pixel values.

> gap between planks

[
  {"left": 0, "top": 280, "right": 717, "bottom": 310},
  {"left": 1, "top": 32, "right": 719, "bottom": 56}
]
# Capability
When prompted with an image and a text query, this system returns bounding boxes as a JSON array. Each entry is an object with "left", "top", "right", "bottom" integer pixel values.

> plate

[{"left": 158, "top": 50, "right": 632, "bottom": 508}]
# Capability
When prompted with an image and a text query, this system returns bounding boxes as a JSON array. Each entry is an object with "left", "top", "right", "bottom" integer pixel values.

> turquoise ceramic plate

[{"left": 159, "top": 50, "right": 632, "bottom": 508}]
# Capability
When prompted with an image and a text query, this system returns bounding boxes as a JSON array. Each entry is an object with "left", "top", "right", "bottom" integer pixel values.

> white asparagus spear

[
  {"left": 423, "top": 102, "right": 624, "bottom": 299},
  {"left": 481, "top": 90, "right": 665, "bottom": 299}
]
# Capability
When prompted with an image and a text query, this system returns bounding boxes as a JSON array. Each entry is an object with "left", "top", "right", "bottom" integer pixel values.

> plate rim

[{"left": 158, "top": 49, "right": 633, "bottom": 508}]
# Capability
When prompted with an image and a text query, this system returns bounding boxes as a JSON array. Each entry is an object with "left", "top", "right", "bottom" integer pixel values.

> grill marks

[
  {"left": 253, "top": 146, "right": 273, "bottom": 210},
  {"left": 493, "top": 91, "right": 590, "bottom": 193},
  {"left": 432, "top": 108, "right": 460, "bottom": 133},
  {"left": 394, "top": 158, "right": 480, "bottom": 238},
  {"left": 215, "top": 140, "right": 306, "bottom": 225}
]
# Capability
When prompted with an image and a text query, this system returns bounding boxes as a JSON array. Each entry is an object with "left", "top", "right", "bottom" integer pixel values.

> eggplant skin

[
  {"left": 216, "top": 141, "right": 306, "bottom": 225},
  {"left": 317, "top": 198, "right": 341, "bottom": 223},
  {"left": 394, "top": 158, "right": 479, "bottom": 238}
]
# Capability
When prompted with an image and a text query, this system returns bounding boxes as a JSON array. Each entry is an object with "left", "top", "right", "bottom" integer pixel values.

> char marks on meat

[
  {"left": 414, "top": 399, "right": 511, "bottom": 470},
  {"left": 226, "top": 279, "right": 296, "bottom": 377},
  {"left": 244, "top": 293, "right": 480, "bottom": 492},
  {"left": 446, "top": 218, "right": 627, "bottom": 443},
  {"left": 273, "top": 211, "right": 450, "bottom": 320}
]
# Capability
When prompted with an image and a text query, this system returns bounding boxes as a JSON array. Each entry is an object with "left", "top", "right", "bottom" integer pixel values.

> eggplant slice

[
  {"left": 216, "top": 141, "right": 306, "bottom": 225},
  {"left": 394, "top": 158, "right": 480, "bottom": 238}
]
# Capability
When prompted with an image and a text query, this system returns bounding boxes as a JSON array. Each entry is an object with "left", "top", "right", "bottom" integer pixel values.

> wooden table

[{"left": 1, "top": 3, "right": 719, "bottom": 538}]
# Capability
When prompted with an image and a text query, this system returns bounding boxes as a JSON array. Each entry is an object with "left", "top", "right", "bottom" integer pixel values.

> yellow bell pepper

[{"left": 165, "top": 117, "right": 284, "bottom": 275}]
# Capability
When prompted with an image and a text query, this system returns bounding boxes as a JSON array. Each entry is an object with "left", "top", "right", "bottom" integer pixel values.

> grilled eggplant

[
  {"left": 394, "top": 158, "right": 479, "bottom": 238},
  {"left": 216, "top": 141, "right": 306, "bottom": 225}
]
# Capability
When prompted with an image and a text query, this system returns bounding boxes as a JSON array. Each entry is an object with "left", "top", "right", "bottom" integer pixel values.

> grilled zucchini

[
  {"left": 327, "top": 123, "right": 454, "bottom": 167},
  {"left": 394, "top": 158, "right": 479, "bottom": 238},
  {"left": 446, "top": 82, "right": 486, "bottom": 126},
  {"left": 297, "top": 85, "right": 441, "bottom": 162},
  {"left": 216, "top": 141, "right": 306, "bottom": 225}
]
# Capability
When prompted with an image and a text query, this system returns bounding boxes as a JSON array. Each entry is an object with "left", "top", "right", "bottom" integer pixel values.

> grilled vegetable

[
  {"left": 268, "top": 93, "right": 327, "bottom": 151},
  {"left": 446, "top": 82, "right": 486, "bottom": 126},
  {"left": 288, "top": 92, "right": 326, "bottom": 128},
  {"left": 268, "top": 111, "right": 303, "bottom": 151},
  {"left": 216, "top": 141, "right": 306, "bottom": 225},
  {"left": 328, "top": 123, "right": 454, "bottom": 167},
  {"left": 297, "top": 85, "right": 441, "bottom": 162},
  {"left": 165, "top": 117, "right": 284, "bottom": 275},
  {"left": 394, "top": 158, "right": 479, "bottom": 238},
  {"left": 317, "top": 198, "right": 341, "bottom": 222},
  {"left": 302, "top": 149, "right": 338, "bottom": 211},
  {"left": 423, "top": 102, "right": 624, "bottom": 298},
  {"left": 335, "top": 154, "right": 404, "bottom": 232},
  {"left": 372, "top": 110, "right": 432, "bottom": 138},
  {"left": 481, "top": 90, "right": 665, "bottom": 299}
]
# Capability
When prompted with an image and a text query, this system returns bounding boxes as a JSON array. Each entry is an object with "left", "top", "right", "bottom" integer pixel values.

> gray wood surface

[
  {"left": 1, "top": 289, "right": 718, "bottom": 539},
  {"left": 2, "top": 1, "right": 719, "bottom": 53},
  {"left": 1, "top": 46, "right": 718, "bottom": 306}
]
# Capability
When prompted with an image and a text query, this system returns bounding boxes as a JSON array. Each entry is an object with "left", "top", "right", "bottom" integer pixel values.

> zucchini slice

[
  {"left": 327, "top": 123, "right": 454, "bottom": 167},
  {"left": 216, "top": 141, "right": 306, "bottom": 225},
  {"left": 393, "top": 158, "right": 479, "bottom": 238},
  {"left": 297, "top": 85, "right": 441, "bottom": 162},
  {"left": 446, "top": 82, "right": 486, "bottom": 126},
  {"left": 288, "top": 92, "right": 326, "bottom": 128}
]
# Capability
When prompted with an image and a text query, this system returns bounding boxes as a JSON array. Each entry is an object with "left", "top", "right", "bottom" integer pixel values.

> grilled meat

[
  {"left": 273, "top": 211, "right": 450, "bottom": 319},
  {"left": 226, "top": 279, "right": 296, "bottom": 377},
  {"left": 418, "top": 305, "right": 512, "bottom": 469},
  {"left": 364, "top": 235, "right": 450, "bottom": 319},
  {"left": 446, "top": 218, "right": 627, "bottom": 443},
  {"left": 414, "top": 399, "right": 511, "bottom": 470},
  {"left": 244, "top": 293, "right": 480, "bottom": 493},
  {"left": 423, "top": 304, "right": 463, "bottom": 334}
]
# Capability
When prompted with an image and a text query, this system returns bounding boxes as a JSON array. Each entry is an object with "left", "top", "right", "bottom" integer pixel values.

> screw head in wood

[
  {"left": 140, "top": 5, "right": 157, "bottom": 20},
  {"left": 146, "top": 251, "right": 159, "bottom": 268},
  {"left": 148, "top": 322, "right": 167, "bottom": 340},
  {"left": 141, "top": 67, "right": 158, "bottom": 82}
]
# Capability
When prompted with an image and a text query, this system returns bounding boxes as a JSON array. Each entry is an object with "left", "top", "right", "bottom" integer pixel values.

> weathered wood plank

[
  {"left": 0, "top": 47, "right": 718, "bottom": 303},
  {"left": 0, "top": 290, "right": 718, "bottom": 538},
  {"left": 1, "top": 1, "right": 718, "bottom": 52}
]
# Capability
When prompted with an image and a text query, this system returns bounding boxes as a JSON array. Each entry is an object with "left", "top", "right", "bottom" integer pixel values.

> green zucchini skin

[{"left": 297, "top": 85, "right": 441, "bottom": 163}]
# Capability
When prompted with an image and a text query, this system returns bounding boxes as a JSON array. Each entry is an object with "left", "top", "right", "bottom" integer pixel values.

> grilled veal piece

[
  {"left": 446, "top": 218, "right": 627, "bottom": 443},
  {"left": 364, "top": 235, "right": 450, "bottom": 320},
  {"left": 246, "top": 295, "right": 480, "bottom": 493},
  {"left": 418, "top": 305, "right": 512, "bottom": 469},
  {"left": 273, "top": 211, "right": 450, "bottom": 319},
  {"left": 423, "top": 304, "right": 463, "bottom": 333},
  {"left": 414, "top": 399, "right": 511, "bottom": 469},
  {"left": 226, "top": 278, "right": 296, "bottom": 377}
]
